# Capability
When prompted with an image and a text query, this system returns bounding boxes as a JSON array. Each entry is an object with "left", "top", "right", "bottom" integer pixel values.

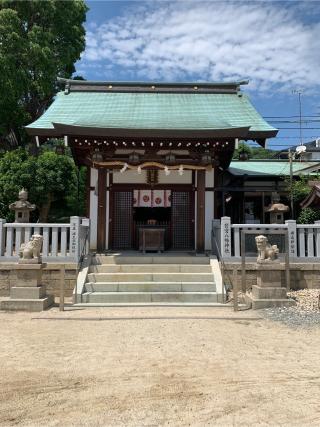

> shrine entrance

[{"left": 110, "top": 187, "right": 194, "bottom": 251}]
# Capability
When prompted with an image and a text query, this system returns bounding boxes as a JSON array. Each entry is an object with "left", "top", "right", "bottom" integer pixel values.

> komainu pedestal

[
  {"left": 246, "top": 235, "right": 296, "bottom": 310},
  {"left": 1, "top": 234, "right": 54, "bottom": 312},
  {"left": 1, "top": 263, "right": 54, "bottom": 312}
]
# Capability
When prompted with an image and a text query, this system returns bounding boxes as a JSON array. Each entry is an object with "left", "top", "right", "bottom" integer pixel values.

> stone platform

[
  {"left": 0, "top": 263, "right": 53, "bottom": 312},
  {"left": 246, "top": 263, "right": 296, "bottom": 310}
]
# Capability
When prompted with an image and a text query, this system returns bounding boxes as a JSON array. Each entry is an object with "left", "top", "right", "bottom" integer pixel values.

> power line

[
  {"left": 267, "top": 120, "right": 320, "bottom": 123},
  {"left": 275, "top": 128, "right": 320, "bottom": 130}
]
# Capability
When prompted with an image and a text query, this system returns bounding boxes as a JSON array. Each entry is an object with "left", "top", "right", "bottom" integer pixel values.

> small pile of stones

[{"left": 261, "top": 289, "right": 320, "bottom": 328}]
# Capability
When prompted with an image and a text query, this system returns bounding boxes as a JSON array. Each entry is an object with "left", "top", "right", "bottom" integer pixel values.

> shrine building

[{"left": 26, "top": 79, "right": 277, "bottom": 253}]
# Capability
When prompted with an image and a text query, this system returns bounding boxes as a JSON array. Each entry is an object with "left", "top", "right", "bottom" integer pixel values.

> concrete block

[
  {"left": 14, "top": 269, "right": 43, "bottom": 287},
  {"left": 252, "top": 285, "right": 287, "bottom": 299},
  {"left": 256, "top": 270, "right": 282, "bottom": 288},
  {"left": 246, "top": 293, "right": 296, "bottom": 310},
  {"left": 0, "top": 295, "right": 54, "bottom": 312},
  {"left": 11, "top": 286, "right": 46, "bottom": 299}
]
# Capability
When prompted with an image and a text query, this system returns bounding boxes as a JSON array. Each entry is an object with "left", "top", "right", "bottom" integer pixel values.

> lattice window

[
  {"left": 112, "top": 191, "right": 133, "bottom": 249},
  {"left": 171, "top": 191, "right": 192, "bottom": 249}
]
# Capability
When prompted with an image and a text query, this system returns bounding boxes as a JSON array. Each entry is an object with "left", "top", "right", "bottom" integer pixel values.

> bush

[{"left": 297, "top": 207, "right": 320, "bottom": 224}]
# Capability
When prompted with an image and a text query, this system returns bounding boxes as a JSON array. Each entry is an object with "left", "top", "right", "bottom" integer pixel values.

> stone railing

[
  {"left": 0, "top": 216, "right": 90, "bottom": 262},
  {"left": 212, "top": 217, "right": 320, "bottom": 261}
]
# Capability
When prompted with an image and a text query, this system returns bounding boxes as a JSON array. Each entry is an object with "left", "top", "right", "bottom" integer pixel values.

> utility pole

[
  {"left": 288, "top": 149, "right": 294, "bottom": 218},
  {"left": 292, "top": 89, "right": 304, "bottom": 146}
]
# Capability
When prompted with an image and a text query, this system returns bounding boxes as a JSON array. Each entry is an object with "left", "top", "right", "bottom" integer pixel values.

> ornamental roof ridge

[{"left": 57, "top": 77, "right": 249, "bottom": 95}]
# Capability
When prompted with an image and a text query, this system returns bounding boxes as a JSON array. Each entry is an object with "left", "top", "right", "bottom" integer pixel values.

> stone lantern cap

[
  {"left": 9, "top": 188, "right": 36, "bottom": 212},
  {"left": 265, "top": 203, "right": 289, "bottom": 213},
  {"left": 264, "top": 192, "right": 289, "bottom": 213}
]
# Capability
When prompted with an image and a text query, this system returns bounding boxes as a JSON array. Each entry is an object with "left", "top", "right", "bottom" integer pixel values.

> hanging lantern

[
  {"left": 178, "top": 165, "right": 184, "bottom": 176},
  {"left": 165, "top": 152, "right": 176, "bottom": 164},
  {"left": 239, "top": 151, "right": 249, "bottom": 161},
  {"left": 137, "top": 166, "right": 142, "bottom": 175},
  {"left": 92, "top": 148, "right": 103, "bottom": 162},
  {"left": 201, "top": 151, "right": 212, "bottom": 165},
  {"left": 129, "top": 152, "right": 140, "bottom": 164},
  {"left": 164, "top": 166, "right": 170, "bottom": 176}
]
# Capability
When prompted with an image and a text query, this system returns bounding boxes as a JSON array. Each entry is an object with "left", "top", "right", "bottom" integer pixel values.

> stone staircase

[{"left": 74, "top": 254, "right": 224, "bottom": 306}]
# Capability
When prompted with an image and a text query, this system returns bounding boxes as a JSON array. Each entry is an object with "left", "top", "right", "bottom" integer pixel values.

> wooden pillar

[
  {"left": 97, "top": 168, "right": 106, "bottom": 252},
  {"left": 85, "top": 165, "right": 91, "bottom": 218},
  {"left": 196, "top": 170, "right": 205, "bottom": 253}
]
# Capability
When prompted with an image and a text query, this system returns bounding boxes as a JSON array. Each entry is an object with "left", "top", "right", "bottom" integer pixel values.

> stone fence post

[
  {"left": 221, "top": 216, "right": 231, "bottom": 258},
  {"left": 211, "top": 219, "right": 221, "bottom": 256},
  {"left": 81, "top": 218, "right": 90, "bottom": 255},
  {"left": 70, "top": 216, "right": 81, "bottom": 262},
  {"left": 0, "top": 219, "right": 5, "bottom": 256},
  {"left": 315, "top": 220, "right": 320, "bottom": 257},
  {"left": 285, "top": 220, "right": 297, "bottom": 260}
]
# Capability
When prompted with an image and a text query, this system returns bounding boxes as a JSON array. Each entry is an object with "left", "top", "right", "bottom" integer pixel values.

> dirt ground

[{"left": 0, "top": 306, "right": 319, "bottom": 427}]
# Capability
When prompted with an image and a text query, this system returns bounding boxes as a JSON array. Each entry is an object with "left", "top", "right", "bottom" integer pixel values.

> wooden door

[
  {"left": 171, "top": 191, "right": 194, "bottom": 250},
  {"left": 111, "top": 190, "right": 133, "bottom": 249}
]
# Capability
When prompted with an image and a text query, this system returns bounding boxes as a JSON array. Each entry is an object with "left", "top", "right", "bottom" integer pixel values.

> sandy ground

[{"left": 0, "top": 306, "right": 320, "bottom": 427}]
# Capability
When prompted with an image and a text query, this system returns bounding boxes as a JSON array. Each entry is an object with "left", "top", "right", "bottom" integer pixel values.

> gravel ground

[
  {"left": 261, "top": 289, "right": 320, "bottom": 328},
  {"left": 1, "top": 306, "right": 320, "bottom": 426}
]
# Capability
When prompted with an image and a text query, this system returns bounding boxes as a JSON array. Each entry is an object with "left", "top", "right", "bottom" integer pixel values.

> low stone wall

[
  {"left": 223, "top": 261, "right": 320, "bottom": 291},
  {"left": 0, "top": 263, "right": 77, "bottom": 298}
]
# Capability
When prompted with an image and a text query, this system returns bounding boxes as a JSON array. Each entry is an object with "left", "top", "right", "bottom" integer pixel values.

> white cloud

[{"left": 79, "top": 1, "right": 320, "bottom": 91}]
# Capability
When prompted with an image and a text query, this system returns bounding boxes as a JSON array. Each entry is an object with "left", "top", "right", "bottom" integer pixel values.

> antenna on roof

[{"left": 292, "top": 89, "right": 304, "bottom": 146}]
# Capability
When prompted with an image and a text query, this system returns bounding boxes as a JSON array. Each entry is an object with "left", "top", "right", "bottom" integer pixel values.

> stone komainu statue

[
  {"left": 255, "top": 235, "right": 279, "bottom": 262},
  {"left": 19, "top": 234, "right": 43, "bottom": 261}
]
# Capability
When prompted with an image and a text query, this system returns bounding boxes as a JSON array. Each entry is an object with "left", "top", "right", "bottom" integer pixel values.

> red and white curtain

[{"left": 133, "top": 190, "right": 171, "bottom": 207}]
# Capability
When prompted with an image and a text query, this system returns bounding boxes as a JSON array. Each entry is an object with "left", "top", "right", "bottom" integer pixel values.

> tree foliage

[
  {"left": 0, "top": 0, "right": 87, "bottom": 145},
  {"left": 297, "top": 207, "right": 320, "bottom": 224},
  {"left": 284, "top": 175, "right": 320, "bottom": 224},
  {"left": 233, "top": 142, "right": 278, "bottom": 160},
  {"left": 0, "top": 147, "right": 86, "bottom": 222}
]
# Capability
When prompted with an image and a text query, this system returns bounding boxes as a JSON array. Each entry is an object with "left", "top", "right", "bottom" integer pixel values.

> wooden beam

[
  {"left": 196, "top": 170, "right": 205, "bottom": 253},
  {"left": 97, "top": 168, "right": 106, "bottom": 252}
]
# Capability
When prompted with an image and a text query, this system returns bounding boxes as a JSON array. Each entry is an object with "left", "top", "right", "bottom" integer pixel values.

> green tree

[
  {"left": 0, "top": 0, "right": 87, "bottom": 146},
  {"left": 284, "top": 175, "right": 320, "bottom": 223},
  {"left": 0, "top": 148, "right": 85, "bottom": 222},
  {"left": 233, "top": 142, "right": 278, "bottom": 160}
]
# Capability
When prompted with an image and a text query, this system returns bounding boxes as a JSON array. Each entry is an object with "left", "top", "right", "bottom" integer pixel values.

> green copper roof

[
  {"left": 228, "top": 161, "right": 320, "bottom": 176},
  {"left": 26, "top": 86, "right": 277, "bottom": 139}
]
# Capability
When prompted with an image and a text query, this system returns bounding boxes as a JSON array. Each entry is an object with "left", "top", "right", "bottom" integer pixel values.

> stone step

[
  {"left": 248, "top": 297, "right": 296, "bottom": 310},
  {"left": 84, "top": 281, "right": 216, "bottom": 293},
  {"left": 10, "top": 286, "right": 46, "bottom": 299},
  {"left": 82, "top": 292, "right": 218, "bottom": 304},
  {"left": 92, "top": 255, "right": 210, "bottom": 265},
  {"left": 89, "top": 264, "right": 212, "bottom": 273},
  {"left": 0, "top": 295, "right": 54, "bottom": 312},
  {"left": 74, "top": 302, "right": 226, "bottom": 307},
  {"left": 88, "top": 272, "right": 214, "bottom": 283}
]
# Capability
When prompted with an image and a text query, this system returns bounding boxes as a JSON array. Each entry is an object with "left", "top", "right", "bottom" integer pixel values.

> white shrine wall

[
  {"left": 89, "top": 168, "right": 98, "bottom": 250},
  {"left": 89, "top": 167, "right": 215, "bottom": 251}
]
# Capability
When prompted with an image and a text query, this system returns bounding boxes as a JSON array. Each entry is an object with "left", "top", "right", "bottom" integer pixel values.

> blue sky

[{"left": 75, "top": 0, "right": 320, "bottom": 150}]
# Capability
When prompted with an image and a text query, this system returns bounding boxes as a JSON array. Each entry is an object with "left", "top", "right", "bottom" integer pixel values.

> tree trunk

[{"left": 39, "top": 194, "right": 52, "bottom": 222}]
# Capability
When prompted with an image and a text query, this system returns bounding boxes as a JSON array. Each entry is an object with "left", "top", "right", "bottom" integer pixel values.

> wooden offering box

[{"left": 139, "top": 227, "right": 166, "bottom": 253}]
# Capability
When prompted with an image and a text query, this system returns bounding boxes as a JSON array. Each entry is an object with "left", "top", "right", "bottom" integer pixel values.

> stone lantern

[
  {"left": 264, "top": 192, "right": 289, "bottom": 224},
  {"left": 9, "top": 189, "right": 36, "bottom": 223}
]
